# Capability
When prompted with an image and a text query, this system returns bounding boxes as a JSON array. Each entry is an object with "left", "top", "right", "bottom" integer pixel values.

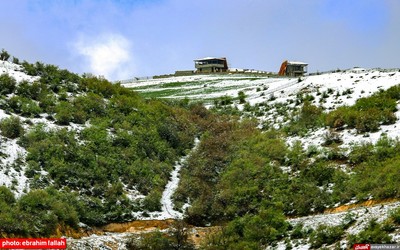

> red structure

[{"left": 278, "top": 60, "right": 308, "bottom": 76}]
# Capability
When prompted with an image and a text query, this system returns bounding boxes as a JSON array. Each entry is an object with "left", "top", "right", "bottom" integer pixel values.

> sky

[{"left": 1, "top": 0, "right": 399, "bottom": 80}]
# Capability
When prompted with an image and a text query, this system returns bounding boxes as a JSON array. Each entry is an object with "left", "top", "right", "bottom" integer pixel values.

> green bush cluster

[
  {"left": 340, "top": 135, "right": 400, "bottom": 201},
  {"left": 347, "top": 219, "right": 393, "bottom": 247},
  {"left": 0, "top": 73, "right": 17, "bottom": 95},
  {"left": 284, "top": 101, "right": 324, "bottom": 136},
  {"left": 326, "top": 86, "right": 400, "bottom": 133},
  {"left": 20, "top": 99, "right": 199, "bottom": 220},
  {"left": 308, "top": 225, "right": 344, "bottom": 249},
  {"left": 203, "top": 208, "right": 288, "bottom": 249},
  {"left": 0, "top": 186, "right": 81, "bottom": 237},
  {"left": 176, "top": 116, "right": 400, "bottom": 246},
  {"left": 175, "top": 118, "right": 349, "bottom": 228},
  {"left": 126, "top": 220, "right": 195, "bottom": 250},
  {"left": 0, "top": 57, "right": 207, "bottom": 229},
  {"left": 0, "top": 116, "right": 24, "bottom": 139}
]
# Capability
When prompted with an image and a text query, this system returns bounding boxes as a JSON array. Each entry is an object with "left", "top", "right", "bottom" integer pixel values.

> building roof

[
  {"left": 194, "top": 57, "right": 226, "bottom": 62},
  {"left": 287, "top": 61, "right": 308, "bottom": 66}
]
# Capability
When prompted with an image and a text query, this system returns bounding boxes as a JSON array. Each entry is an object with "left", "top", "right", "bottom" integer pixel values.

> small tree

[
  {"left": 238, "top": 91, "right": 246, "bottom": 104},
  {"left": 0, "top": 116, "right": 24, "bottom": 139},
  {"left": 12, "top": 56, "right": 20, "bottom": 64},
  {"left": 0, "top": 49, "right": 10, "bottom": 61},
  {"left": 0, "top": 73, "right": 17, "bottom": 95},
  {"left": 55, "top": 101, "right": 73, "bottom": 125},
  {"left": 169, "top": 220, "right": 195, "bottom": 249}
]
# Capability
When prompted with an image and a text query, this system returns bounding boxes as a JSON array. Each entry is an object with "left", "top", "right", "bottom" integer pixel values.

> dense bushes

[
  {"left": 340, "top": 135, "right": 400, "bottom": 201},
  {"left": 0, "top": 187, "right": 80, "bottom": 237},
  {"left": 0, "top": 116, "right": 24, "bottom": 139},
  {"left": 282, "top": 84, "right": 400, "bottom": 135},
  {"left": 308, "top": 225, "right": 344, "bottom": 249},
  {"left": 203, "top": 208, "right": 288, "bottom": 249},
  {"left": 284, "top": 101, "right": 324, "bottom": 136},
  {"left": 326, "top": 86, "right": 400, "bottom": 133},
  {"left": 175, "top": 119, "right": 344, "bottom": 226},
  {"left": 0, "top": 73, "right": 17, "bottom": 95},
  {"left": 347, "top": 219, "right": 393, "bottom": 247},
  {"left": 127, "top": 220, "right": 195, "bottom": 250},
  {"left": 20, "top": 117, "right": 187, "bottom": 220},
  {"left": 0, "top": 58, "right": 207, "bottom": 231},
  {"left": 2, "top": 52, "right": 400, "bottom": 247}
]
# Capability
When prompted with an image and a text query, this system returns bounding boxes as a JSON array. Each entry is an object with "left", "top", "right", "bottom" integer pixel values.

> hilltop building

[
  {"left": 194, "top": 57, "right": 228, "bottom": 73},
  {"left": 278, "top": 60, "right": 308, "bottom": 77}
]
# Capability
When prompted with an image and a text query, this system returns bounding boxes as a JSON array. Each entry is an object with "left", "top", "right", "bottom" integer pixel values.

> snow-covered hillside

[
  {"left": 123, "top": 69, "right": 400, "bottom": 106},
  {"left": 0, "top": 62, "right": 39, "bottom": 196},
  {"left": 122, "top": 69, "right": 400, "bottom": 248},
  {"left": 125, "top": 69, "right": 400, "bottom": 149},
  {"left": 2, "top": 59, "right": 400, "bottom": 249}
]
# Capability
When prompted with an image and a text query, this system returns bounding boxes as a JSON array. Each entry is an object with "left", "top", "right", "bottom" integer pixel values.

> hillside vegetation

[
  {"left": 1, "top": 50, "right": 400, "bottom": 248},
  {"left": 0, "top": 52, "right": 208, "bottom": 236},
  {"left": 126, "top": 68, "right": 400, "bottom": 248}
]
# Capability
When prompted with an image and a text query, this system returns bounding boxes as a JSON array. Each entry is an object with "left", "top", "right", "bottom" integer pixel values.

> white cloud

[{"left": 74, "top": 33, "right": 135, "bottom": 80}]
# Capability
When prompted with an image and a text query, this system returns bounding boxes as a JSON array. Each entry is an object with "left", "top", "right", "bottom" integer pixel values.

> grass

[
  {"left": 136, "top": 88, "right": 188, "bottom": 98},
  {"left": 127, "top": 75, "right": 275, "bottom": 101}
]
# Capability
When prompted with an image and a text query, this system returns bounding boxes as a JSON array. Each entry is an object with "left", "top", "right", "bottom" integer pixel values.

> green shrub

[
  {"left": 127, "top": 231, "right": 173, "bottom": 250},
  {"left": 384, "top": 85, "right": 400, "bottom": 100},
  {"left": 204, "top": 209, "right": 288, "bottom": 249},
  {"left": 0, "top": 186, "right": 16, "bottom": 204},
  {"left": 16, "top": 81, "right": 43, "bottom": 100},
  {"left": 354, "top": 96, "right": 396, "bottom": 112},
  {"left": 73, "top": 93, "right": 106, "bottom": 118},
  {"left": 285, "top": 101, "right": 323, "bottom": 136},
  {"left": 142, "top": 189, "right": 162, "bottom": 212},
  {"left": 55, "top": 101, "right": 73, "bottom": 125},
  {"left": 6, "top": 96, "right": 42, "bottom": 117},
  {"left": 326, "top": 87, "right": 400, "bottom": 132},
  {"left": 0, "top": 49, "right": 10, "bottom": 61},
  {"left": 290, "top": 223, "right": 306, "bottom": 239},
  {"left": 347, "top": 219, "right": 393, "bottom": 247},
  {"left": 0, "top": 73, "right": 17, "bottom": 95},
  {"left": 38, "top": 92, "right": 56, "bottom": 113},
  {"left": 309, "top": 225, "right": 344, "bottom": 249},
  {"left": 390, "top": 207, "right": 400, "bottom": 224},
  {"left": 12, "top": 56, "right": 20, "bottom": 64},
  {"left": 0, "top": 116, "right": 24, "bottom": 139},
  {"left": 238, "top": 91, "right": 246, "bottom": 104},
  {"left": 348, "top": 142, "right": 374, "bottom": 164},
  {"left": 355, "top": 108, "right": 381, "bottom": 133},
  {"left": 127, "top": 220, "right": 195, "bottom": 250},
  {"left": 20, "top": 99, "right": 42, "bottom": 118},
  {"left": 219, "top": 95, "right": 233, "bottom": 106}
]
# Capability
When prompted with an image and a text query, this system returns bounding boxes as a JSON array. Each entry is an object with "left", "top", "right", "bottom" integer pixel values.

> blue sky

[{"left": 1, "top": 0, "right": 399, "bottom": 80}]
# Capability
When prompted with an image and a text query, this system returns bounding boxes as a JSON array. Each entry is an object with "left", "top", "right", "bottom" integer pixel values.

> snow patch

[
  {"left": 0, "top": 137, "right": 29, "bottom": 196},
  {"left": 132, "top": 138, "right": 200, "bottom": 220}
]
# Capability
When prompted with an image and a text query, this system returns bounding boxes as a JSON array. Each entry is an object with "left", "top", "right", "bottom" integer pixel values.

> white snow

[
  {"left": 0, "top": 61, "right": 90, "bottom": 198},
  {"left": 0, "top": 137, "right": 29, "bottom": 196},
  {"left": 3, "top": 60, "right": 400, "bottom": 247},
  {"left": 132, "top": 138, "right": 200, "bottom": 220},
  {"left": 0, "top": 60, "right": 39, "bottom": 83},
  {"left": 159, "top": 137, "right": 200, "bottom": 219},
  {"left": 268, "top": 202, "right": 400, "bottom": 250},
  {"left": 126, "top": 69, "right": 400, "bottom": 152},
  {"left": 67, "top": 233, "right": 132, "bottom": 250}
]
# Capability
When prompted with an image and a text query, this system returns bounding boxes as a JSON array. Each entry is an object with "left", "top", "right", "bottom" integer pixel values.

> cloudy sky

[{"left": 1, "top": 0, "right": 399, "bottom": 80}]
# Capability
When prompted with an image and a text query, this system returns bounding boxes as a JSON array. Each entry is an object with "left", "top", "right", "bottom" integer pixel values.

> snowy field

[{"left": 125, "top": 69, "right": 400, "bottom": 150}]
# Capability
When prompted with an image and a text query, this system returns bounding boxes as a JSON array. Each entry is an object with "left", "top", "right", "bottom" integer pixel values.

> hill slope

[
  {"left": 2, "top": 55, "right": 400, "bottom": 249},
  {"left": 125, "top": 69, "right": 400, "bottom": 248},
  {"left": 0, "top": 58, "right": 207, "bottom": 236}
]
